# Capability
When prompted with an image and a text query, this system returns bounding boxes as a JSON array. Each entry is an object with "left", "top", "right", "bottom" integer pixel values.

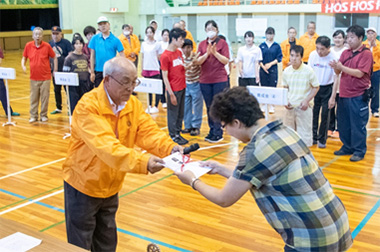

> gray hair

[
  {"left": 103, "top": 57, "right": 134, "bottom": 78},
  {"left": 33, "top": 27, "right": 43, "bottom": 34}
]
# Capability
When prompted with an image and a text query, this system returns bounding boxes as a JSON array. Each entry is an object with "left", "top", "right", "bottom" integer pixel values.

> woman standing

[
  {"left": 196, "top": 20, "right": 229, "bottom": 143},
  {"left": 140, "top": 26, "right": 163, "bottom": 113},
  {"left": 237, "top": 31, "right": 262, "bottom": 87},
  {"left": 259, "top": 27, "right": 283, "bottom": 113},
  {"left": 328, "top": 30, "right": 347, "bottom": 138},
  {"left": 63, "top": 34, "right": 92, "bottom": 113}
]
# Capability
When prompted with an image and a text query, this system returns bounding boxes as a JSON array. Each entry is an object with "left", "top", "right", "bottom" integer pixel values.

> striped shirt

[
  {"left": 184, "top": 56, "right": 200, "bottom": 83},
  {"left": 233, "top": 120, "right": 353, "bottom": 251},
  {"left": 282, "top": 63, "right": 319, "bottom": 107}
]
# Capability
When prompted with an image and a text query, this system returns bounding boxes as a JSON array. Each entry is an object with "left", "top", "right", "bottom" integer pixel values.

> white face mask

[
  {"left": 207, "top": 31, "right": 217, "bottom": 39},
  {"left": 123, "top": 31, "right": 130, "bottom": 36}
]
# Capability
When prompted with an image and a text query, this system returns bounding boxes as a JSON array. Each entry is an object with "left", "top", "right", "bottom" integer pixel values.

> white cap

[
  {"left": 97, "top": 16, "right": 109, "bottom": 24},
  {"left": 367, "top": 27, "right": 377, "bottom": 33}
]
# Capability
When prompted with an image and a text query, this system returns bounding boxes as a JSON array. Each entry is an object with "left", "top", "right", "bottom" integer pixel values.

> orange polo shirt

[{"left": 299, "top": 32, "right": 319, "bottom": 63}]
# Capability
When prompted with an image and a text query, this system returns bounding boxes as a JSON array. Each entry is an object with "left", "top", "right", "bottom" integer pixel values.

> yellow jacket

[
  {"left": 186, "top": 30, "right": 197, "bottom": 52},
  {"left": 363, "top": 39, "right": 380, "bottom": 72},
  {"left": 299, "top": 32, "right": 319, "bottom": 63},
  {"left": 62, "top": 83, "right": 176, "bottom": 198},
  {"left": 280, "top": 38, "right": 299, "bottom": 70},
  {"left": 118, "top": 34, "right": 141, "bottom": 62}
]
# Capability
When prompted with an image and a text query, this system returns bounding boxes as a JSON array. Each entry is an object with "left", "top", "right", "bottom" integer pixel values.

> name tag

[
  {"left": 54, "top": 72, "right": 79, "bottom": 86},
  {"left": 134, "top": 78, "right": 163, "bottom": 94},
  {"left": 0, "top": 67, "right": 16, "bottom": 80},
  {"left": 247, "top": 86, "right": 288, "bottom": 106}
]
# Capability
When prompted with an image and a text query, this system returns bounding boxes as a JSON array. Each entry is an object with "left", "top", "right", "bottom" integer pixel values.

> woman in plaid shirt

[{"left": 175, "top": 87, "right": 352, "bottom": 251}]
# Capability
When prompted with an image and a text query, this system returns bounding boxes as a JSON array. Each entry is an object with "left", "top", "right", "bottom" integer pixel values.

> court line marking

[
  {"left": 0, "top": 189, "right": 64, "bottom": 216},
  {"left": 351, "top": 199, "right": 380, "bottom": 239},
  {"left": 0, "top": 158, "right": 66, "bottom": 180}
]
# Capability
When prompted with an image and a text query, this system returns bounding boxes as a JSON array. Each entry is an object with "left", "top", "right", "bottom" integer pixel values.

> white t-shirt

[
  {"left": 140, "top": 41, "right": 163, "bottom": 71},
  {"left": 308, "top": 50, "right": 339, "bottom": 85},
  {"left": 160, "top": 41, "right": 169, "bottom": 52},
  {"left": 237, "top": 44, "right": 263, "bottom": 78}
]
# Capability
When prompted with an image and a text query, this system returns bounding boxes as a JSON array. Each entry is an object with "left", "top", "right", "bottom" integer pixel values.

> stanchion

[
  {"left": 53, "top": 72, "right": 79, "bottom": 139},
  {"left": 0, "top": 67, "right": 16, "bottom": 127}
]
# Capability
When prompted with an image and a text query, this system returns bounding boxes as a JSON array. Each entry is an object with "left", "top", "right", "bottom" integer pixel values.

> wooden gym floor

[{"left": 0, "top": 50, "right": 379, "bottom": 251}]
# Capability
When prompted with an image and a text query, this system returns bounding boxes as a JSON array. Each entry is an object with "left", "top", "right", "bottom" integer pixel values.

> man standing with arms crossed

[{"left": 330, "top": 25, "right": 373, "bottom": 162}]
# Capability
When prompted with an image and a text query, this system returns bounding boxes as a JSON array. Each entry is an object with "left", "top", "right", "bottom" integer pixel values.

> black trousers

[
  {"left": 329, "top": 93, "right": 340, "bottom": 131},
  {"left": 167, "top": 89, "right": 185, "bottom": 137},
  {"left": 312, "top": 84, "right": 332, "bottom": 144},
  {"left": 147, "top": 74, "right": 164, "bottom": 107},
  {"left": 64, "top": 181, "right": 119, "bottom": 252},
  {"left": 94, "top": 71, "right": 104, "bottom": 88},
  {"left": 238, "top": 77, "right": 257, "bottom": 87},
  {"left": 52, "top": 77, "right": 65, "bottom": 110}
]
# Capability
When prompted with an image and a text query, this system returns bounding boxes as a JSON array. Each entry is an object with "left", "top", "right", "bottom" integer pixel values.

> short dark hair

[
  {"left": 316, "top": 36, "right": 331, "bottom": 48},
  {"left": 244, "top": 31, "right": 254, "bottom": 38},
  {"left": 290, "top": 45, "right": 304, "bottom": 58},
  {"left": 83, "top": 26, "right": 96, "bottom": 37},
  {"left": 205, "top": 20, "right": 218, "bottom": 30},
  {"left": 265, "top": 27, "right": 275, "bottom": 35},
  {"left": 288, "top": 27, "right": 296, "bottom": 32},
  {"left": 72, "top": 33, "right": 84, "bottom": 46},
  {"left": 122, "top": 24, "right": 130, "bottom": 30},
  {"left": 145, "top": 25, "right": 155, "bottom": 35},
  {"left": 162, "top": 29, "right": 170, "bottom": 36},
  {"left": 333, "top": 29, "right": 345, "bottom": 39},
  {"left": 308, "top": 21, "right": 316, "bottom": 27},
  {"left": 347, "top": 25, "right": 365, "bottom": 41},
  {"left": 210, "top": 87, "right": 264, "bottom": 127},
  {"left": 169, "top": 28, "right": 186, "bottom": 43},
  {"left": 183, "top": 38, "right": 193, "bottom": 48}
]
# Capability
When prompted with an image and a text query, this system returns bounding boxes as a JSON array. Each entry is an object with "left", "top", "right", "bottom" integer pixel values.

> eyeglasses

[{"left": 109, "top": 75, "right": 141, "bottom": 88}]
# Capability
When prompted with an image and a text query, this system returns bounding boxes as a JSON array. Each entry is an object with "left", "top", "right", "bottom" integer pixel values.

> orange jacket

[
  {"left": 280, "top": 38, "right": 299, "bottom": 70},
  {"left": 186, "top": 30, "right": 197, "bottom": 52},
  {"left": 299, "top": 32, "right": 319, "bottom": 63},
  {"left": 118, "top": 34, "right": 141, "bottom": 62},
  {"left": 62, "top": 83, "right": 176, "bottom": 198},
  {"left": 363, "top": 39, "right": 380, "bottom": 72}
]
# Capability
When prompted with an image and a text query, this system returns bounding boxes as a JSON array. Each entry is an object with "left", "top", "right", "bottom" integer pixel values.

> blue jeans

[
  {"left": 370, "top": 70, "right": 380, "bottom": 113},
  {"left": 200, "top": 81, "right": 228, "bottom": 137},
  {"left": 184, "top": 82, "right": 203, "bottom": 130},
  {"left": 337, "top": 95, "right": 369, "bottom": 157}
]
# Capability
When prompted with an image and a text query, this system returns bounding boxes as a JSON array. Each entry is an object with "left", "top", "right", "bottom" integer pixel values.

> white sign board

[
  {"left": 134, "top": 78, "right": 163, "bottom": 94},
  {"left": 54, "top": 72, "right": 79, "bottom": 86},
  {"left": 247, "top": 86, "right": 288, "bottom": 106},
  {"left": 235, "top": 18, "right": 267, "bottom": 38},
  {"left": 0, "top": 67, "right": 16, "bottom": 80}
]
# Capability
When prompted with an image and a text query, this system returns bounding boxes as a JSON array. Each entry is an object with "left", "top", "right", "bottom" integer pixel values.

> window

[{"left": 335, "top": 13, "right": 369, "bottom": 28}]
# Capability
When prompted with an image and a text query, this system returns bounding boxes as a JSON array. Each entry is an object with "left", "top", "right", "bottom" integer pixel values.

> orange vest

[
  {"left": 299, "top": 32, "right": 319, "bottom": 63},
  {"left": 118, "top": 34, "right": 141, "bottom": 62}
]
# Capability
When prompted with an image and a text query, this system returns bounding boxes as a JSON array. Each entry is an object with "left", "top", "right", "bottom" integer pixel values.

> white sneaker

[
  {"left": 261, "top": 105, "right": 265, "bottom": 113},
  {"left": 145, "top": 106, "right": 152, "bottom": 114},
  {"left": 269, "top": 105, "right": 275, "bottom": 114},
  {"left": 373, "top": 112, "right": 379, "bottom": 118},
  {"left": 29, "top": 118, "right": 38, "bottom": 123},
  {"left": 150, "top": 106, "right": 159, "bottom": 113},
  {"left": 41, "top": 116, "right": 48, "bottom": 122},
  {"left": 162, "top": 103, "right": 167, "bottom": 108}
]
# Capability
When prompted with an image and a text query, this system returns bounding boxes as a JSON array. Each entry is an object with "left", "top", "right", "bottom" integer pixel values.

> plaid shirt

[{"left": 233, "top": 120, "right": 352, "bottom": 251}]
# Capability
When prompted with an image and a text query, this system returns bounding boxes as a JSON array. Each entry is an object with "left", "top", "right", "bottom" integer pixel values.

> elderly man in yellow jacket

[
  {"left": 280, "top": 27, "right": 299, "bottom": 70},
  {"left": 63, "top": 57, "right": 181, "bottom": 251},
  {"left": 363, "top": 27, "right": 380, "bottom": 118},
  {"left": 119, "top": 24, "right": 141, "bottom": 67},
  {"left": 299, "top": 21, "right": 319, "bottom": 63}
]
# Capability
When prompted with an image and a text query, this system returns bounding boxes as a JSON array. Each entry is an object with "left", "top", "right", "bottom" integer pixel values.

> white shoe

[
  {"left": 145, "top": 106, "right": 152, "bottom": 114},
  {"left": 260, "top": 105, "right": 265, "bottom": 113},
  {"left": 162, "top": 103, "right": 167, "bottom": 108},
  {"left": 29, "top": 118, "right": 38, "bottom": 123},
  {"left": 150, "top": 106, "right": 159, "bottom": 113},
  {"left": 269, "top": 105, "right": 275, "bottom": 114},
  {"left": 41, "top": 116, "right": 48, "bottom": 122},
  {"left": 373, "top": 112, "right": 379, "bottom": 118}
]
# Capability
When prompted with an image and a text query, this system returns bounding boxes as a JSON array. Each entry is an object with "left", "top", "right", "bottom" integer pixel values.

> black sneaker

[
  {"left": 181, "top": 128, "right": 192, "bottom": 134},
  {"left": 349, "top": 155, "right": 364, "bottom": 162},
  {"left": 172, "top": 135, "right": 188, "bottom": 145},
  {"left": 206, "top": 135, "right": 224, "bottom": 143},
  {"left": 204, "top": 133, "right": 213, "bottom": 142},
  {"left": 190, "top": 128, "right": 200, "bottom": 136},
  {"left": 334, "top": 149, "right": 353, "bottom": 156}
]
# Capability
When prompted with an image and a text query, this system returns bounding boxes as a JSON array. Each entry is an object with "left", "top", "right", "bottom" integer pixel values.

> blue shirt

[
  {"left": 89, "top": 32, "right": 124, "bottom": 72},
  {"left": 259, "top": 41, "right": 283, "bottom": 71}
]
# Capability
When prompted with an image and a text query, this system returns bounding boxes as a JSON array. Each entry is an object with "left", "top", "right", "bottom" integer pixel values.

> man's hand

[
  {"left": 210, "top": 43, "right": 217, "bottom": 55},
  {"left": 170, "top": 93, "right": 177, "bottom": 106},
  {"left": 328, "top": 97, "right": 336, "bottom": 109},
  {"left": 174, "top": 170, "right": 196, "bottom": 186},
  {"left": 90, "top": 72, "right": 95, "bottom": 83},
  {"left": 171, "top": 145, "right": 184, "bottom": 154},
  {"left": 299, "top": 100, "right": 309, "bottom": 111},
  {"left": 147, "top": 156, "right": 165, "bottom": 174},
  {"left": 22, "top": 66, "right": 27, "bottom": 74}
]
